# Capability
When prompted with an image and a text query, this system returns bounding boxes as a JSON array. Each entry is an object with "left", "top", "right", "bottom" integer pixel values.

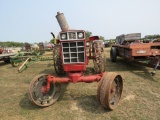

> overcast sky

[{"left": 0, "top": 0, "right": 160, "bottom": 43}]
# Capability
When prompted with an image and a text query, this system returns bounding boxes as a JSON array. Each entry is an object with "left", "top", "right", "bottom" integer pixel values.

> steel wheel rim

[
  {"left": 106, "top": 75, "right": 123, "bottom": 109},
  {"left": 28, "top": 74, "right": 61, "bottom": 107},
  {"left": 98, "top": 72, "right": 123, "bottom": 110},
  {"left": 97, "top": 73, "right": 108, "bottom": 103}
]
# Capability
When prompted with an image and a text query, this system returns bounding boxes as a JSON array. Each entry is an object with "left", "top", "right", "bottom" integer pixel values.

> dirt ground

[{"left": 0, "top": 48, "right": 160, "bottom": 120}]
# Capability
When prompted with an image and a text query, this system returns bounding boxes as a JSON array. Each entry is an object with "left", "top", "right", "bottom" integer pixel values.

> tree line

[
  {"left": 144, "top": 34, "right": 160, "bottom": 39},
  {"left": 0, "top": 41, "right": 25, "bottom": 47}
]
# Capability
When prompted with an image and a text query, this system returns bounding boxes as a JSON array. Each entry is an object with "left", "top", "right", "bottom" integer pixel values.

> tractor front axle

[{"left": 47, "top": 72, "right": 103, "bottom": 87}]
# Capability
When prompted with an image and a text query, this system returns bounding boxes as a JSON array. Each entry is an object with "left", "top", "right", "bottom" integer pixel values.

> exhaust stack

[{"left": 56, "top": 12, "right": 70, "bottom": 32}]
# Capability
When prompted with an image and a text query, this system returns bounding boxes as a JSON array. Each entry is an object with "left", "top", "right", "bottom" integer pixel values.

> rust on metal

[
  {"left": 111, "top": 33, "right": 160, "bottom": 75},
  {"left": 98, "top": 72, "right": 123, "bottom": 110}
]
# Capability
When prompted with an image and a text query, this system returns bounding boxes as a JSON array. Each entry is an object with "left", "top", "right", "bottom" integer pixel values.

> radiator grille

[
  {"left": 68, "top": 32, "right": 76, "bottom": 39},
  {"left": 62, "top": 41, "right": 85, "bottom": 64}
]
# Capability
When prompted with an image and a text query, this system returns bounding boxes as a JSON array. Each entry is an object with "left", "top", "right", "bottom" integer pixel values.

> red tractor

[{"left": 28, "top": 12, "right": 123, "bottom": 110}]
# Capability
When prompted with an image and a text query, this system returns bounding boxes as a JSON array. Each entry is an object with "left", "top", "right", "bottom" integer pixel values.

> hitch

[{"left": 151, "top": 59, "right": 160, "bottom": 76}]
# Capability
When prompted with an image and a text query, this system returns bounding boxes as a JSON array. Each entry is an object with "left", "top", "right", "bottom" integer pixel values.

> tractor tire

[
  {"left": 92, "top": 41, "right": 106, "bottom": 74},
  {"left": 54, "top": 55, "right": 65, "bottom": 75},
  {"left": 93, "top": 55, "right": 106, "bottom": 74},
  {"left": 110, "top": 47, "right": 117, "bottom": 62},
  {"left": 97, "top": 72, "right": 123, "bottom": 110}
]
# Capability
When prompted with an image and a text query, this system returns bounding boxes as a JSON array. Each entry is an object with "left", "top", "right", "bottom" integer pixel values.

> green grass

[{"left": 0, "top": 48, "right": 160, "bottom": 120}]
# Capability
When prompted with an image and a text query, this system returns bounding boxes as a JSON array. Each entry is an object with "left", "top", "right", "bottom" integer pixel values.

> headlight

[
  {"left": 78, "top": 32, "right": 84, "bottom": 39},
  {"left": 61, "top": 33, "right": 67, "bottom": 40}
]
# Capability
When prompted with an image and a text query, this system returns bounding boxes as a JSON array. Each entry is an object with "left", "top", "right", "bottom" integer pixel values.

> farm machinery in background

[
  {"left": 110, "top": 33, "right": 160, "bottom": 76},
  {"left": 0, "top": 47, "right": 16, "bottom": 63},
  {"left": 0, "top": 47, "right": 3, "bottom": 54},
  {"left": 10, "top": 43, "right": 53, "bottom": 73},
  {"left": 28, "top": 12, "right": 123, "bottom": 110}
]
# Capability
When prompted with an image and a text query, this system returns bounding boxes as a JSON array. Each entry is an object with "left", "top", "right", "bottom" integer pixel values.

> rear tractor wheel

[
  {"left": 93, "top": 40, "right": 106, "bottom": 73},
  {"left": 54, "top": 55, "right": 65, "bottom": 75},
  {"left": 53, "top": 45, "right": 65, "bottom": 75},
  {"left": 97, "top": 72, "right": 123, "bottom": 110},
  {"left": 28, "top": 74, "right": 61, "bottom": 107}
]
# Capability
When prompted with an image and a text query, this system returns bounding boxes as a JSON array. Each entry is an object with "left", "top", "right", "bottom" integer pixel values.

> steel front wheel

[
  {"left": 28, "top": 74, "right": 61, "bottom": 107},
  {"left": 97, "top": 72, "right": 123, "bottom": 110}
]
